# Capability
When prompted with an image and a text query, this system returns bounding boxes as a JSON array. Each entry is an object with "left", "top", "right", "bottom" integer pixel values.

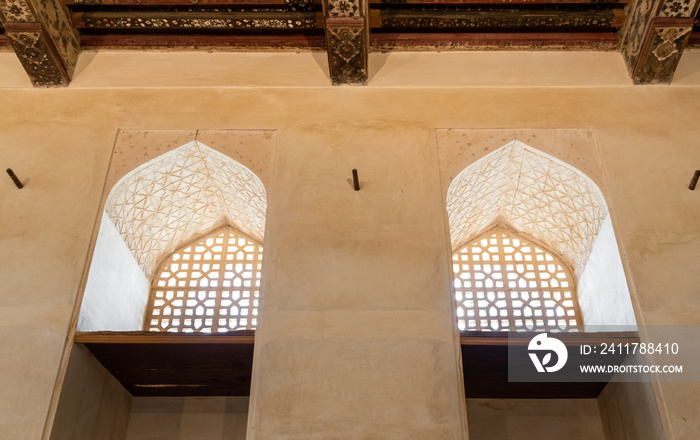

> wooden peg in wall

[
  {"left": 6, "top": 168, "right": 23, "bottom": 189},
  {"left": 352, "top": 169, "right": 360, "bottom": 191},
  {"left": 690, "top": 170, "right": 700, "bottom": 191}
]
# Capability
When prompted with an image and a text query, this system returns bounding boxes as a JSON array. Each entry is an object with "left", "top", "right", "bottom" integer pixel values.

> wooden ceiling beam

[
  {"left": 0, "top": 0, "right": 80, "bottom": 86},
  {"left": 73, "top": 10, "right": 323, "bottom": 30},
  {"left": 322, "top": 0, "right": 369, "bottom": 84},
  {"left": 81, "top": 32, "right": 326, "bottom": 48},
  {"left": 379, "top": 0, "right": 629, "bottom": 3},
  {"left": 67, "top": 0, "right": 316, "bottom": 4},
  {"left": 372, "top": 9, "right": 625, "bottom": 30},
  {"left": 398, "top": 0, "right": 630, "bottom": 3},
  {"left": 64, "top": 0, "right": 629, "bottom": 5},
  {"left": 78, "top": 31, "right": 619, "bottom": 50},
  {"left": 372, "top": 32, "right": 619, "bottom": 50},
  {"left": 620, "top": 0, "right": 699, "bottom": 84}
]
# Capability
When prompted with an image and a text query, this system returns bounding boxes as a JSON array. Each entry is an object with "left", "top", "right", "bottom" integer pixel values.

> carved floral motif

[
  {"left": 652, "top": 27, "right": 690, "bottom": 61},
  {"left": 328, "top": 0, "right": 360, "bottom": 17},
  {"left": 633, "top": 24, "right": 692, "bottom": 83},
  {"left": 0, "top": 0, "right": 35, "bottom": 21},
  {"left": 659, "top": 0, "right": 697, "bottom": 17}
]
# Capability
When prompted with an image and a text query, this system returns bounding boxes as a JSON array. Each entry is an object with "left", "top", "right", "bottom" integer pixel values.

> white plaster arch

[
  {"left": 446, "top": 140, "right": 608, "bottom": 277},
  {"left": 79, "top": 140, "right": 268, "bottom": 332},
  {"left": 105, "top": 140, "right": 267, "bottom": 279}
]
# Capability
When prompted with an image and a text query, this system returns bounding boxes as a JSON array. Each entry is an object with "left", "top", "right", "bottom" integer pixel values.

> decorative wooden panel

[
  {"left": 620, "top": 0, "right": 699, "bottom": 83},
  {"left": 0, "top": 0, "right": 80, "bottom": 86},
  {"left": 322, "top": 0, "right": 369, "bottom": 84}
]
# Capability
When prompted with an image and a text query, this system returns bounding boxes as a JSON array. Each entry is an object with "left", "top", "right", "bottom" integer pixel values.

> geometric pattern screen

[
  {"left": 146, "top": 227, "right": 262, "bottom": 333},
  {"left": 453, "top": 226, "right": 581, "bottom": 332}
]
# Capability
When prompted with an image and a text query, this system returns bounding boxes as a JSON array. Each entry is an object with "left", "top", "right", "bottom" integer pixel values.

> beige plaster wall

[
  {"left": 466, "top": 398, "right": 606, "bottom": 440},
  {"left": 124, "top": 396, "right": 607, "bottom": 440},
  {"left": 125, "top": 397, "right": 249, "bottom": 440},
  {"left": 599, "top": 381, "right": 664, "bottom": 440},
  {"left": 49, "top": 344, "right": 131, "bottom": 440},
  {"left": 249, "top": 127, "right": 467, "bottom": 440},
  {"left": 0, "top": 50, "right": 698, "bottom": 440}
]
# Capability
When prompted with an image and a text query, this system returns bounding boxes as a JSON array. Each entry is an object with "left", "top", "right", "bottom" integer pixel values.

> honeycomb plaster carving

[
  {"left": 105, "top": 141, "right": 267, "bottom": 279},
  {"left": 447, "top": 141, "right": 608, "bottom": 275}
]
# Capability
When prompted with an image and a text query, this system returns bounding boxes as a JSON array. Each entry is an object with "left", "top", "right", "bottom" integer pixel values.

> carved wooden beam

[
  {"left": 64, "top": 0, "right": 630, "bottom": 4},
  {"left": 322, "top": 0, "right": 369, "bottom": 85},
  {"left": 81, "top": 33, "right": 326, "bottom": 49},
  {"left": 72, "top": 11, "right": 323, "bottom": 31},
  {"left": 620, "top": 0, "right": 699, "bottom": 84},
  {"left": 66, "top": 0, "right": 319, "bottom": 5},
  {"left": 0, "top": 0, "right": 80, "bottom": 86},
  {"left": 375, "top": 9, "right": 625, "bottom": 30},
  {"left": 372, "top": 32, "right": 619, "bottom": 50}
]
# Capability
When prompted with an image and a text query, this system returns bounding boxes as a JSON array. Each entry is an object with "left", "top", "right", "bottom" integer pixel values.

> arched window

[
  {"left": 442, "top": 140, "right": 640, "bottom": 332},
  {"left": 453, "top": 226, "right": 580, "bottom": 332},
  {"left": 145, "top": 226, "right": 263, "bottom": 333},
  {"left": 78, "top": 139, "right": 269, "bottom": 333}
]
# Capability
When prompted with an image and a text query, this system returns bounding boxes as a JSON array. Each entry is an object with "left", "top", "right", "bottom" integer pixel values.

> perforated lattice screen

[
  {"left": 146, "top": 227, "right": 262, "bottom": 333},
  {"left": 453, "top": 227, "right": 581, "bottom": 332}
]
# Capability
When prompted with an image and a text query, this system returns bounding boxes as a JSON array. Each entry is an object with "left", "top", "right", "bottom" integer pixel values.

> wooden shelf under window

[
  {"left": 76, "top": 330, "right": 255, "bottom": 397},
  {"left": 459, "top": 331, "right": 639, "bottom": 399},
  {"left": 75, "top": 330, "right": 639, "bottom": 399}
]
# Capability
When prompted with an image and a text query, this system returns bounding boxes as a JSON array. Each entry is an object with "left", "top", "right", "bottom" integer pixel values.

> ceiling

[
  {"left": 0, "top": 0, "right": 699, "bottom": 85},
  {"left": 66, "top": 0, "right": 626, "bottom": 50}
]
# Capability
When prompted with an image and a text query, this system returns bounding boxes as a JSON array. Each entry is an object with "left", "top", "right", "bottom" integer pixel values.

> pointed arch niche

[
  {"left": 77, "top": 130, "right": 275, "bottom": 332},
  {"left": 439, "top": 131, "right": 637, "bottom": 329}
]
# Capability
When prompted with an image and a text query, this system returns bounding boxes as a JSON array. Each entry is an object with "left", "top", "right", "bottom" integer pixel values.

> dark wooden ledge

[{"left": 76, "top": 330, "right": 638, "bottom": 398}]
